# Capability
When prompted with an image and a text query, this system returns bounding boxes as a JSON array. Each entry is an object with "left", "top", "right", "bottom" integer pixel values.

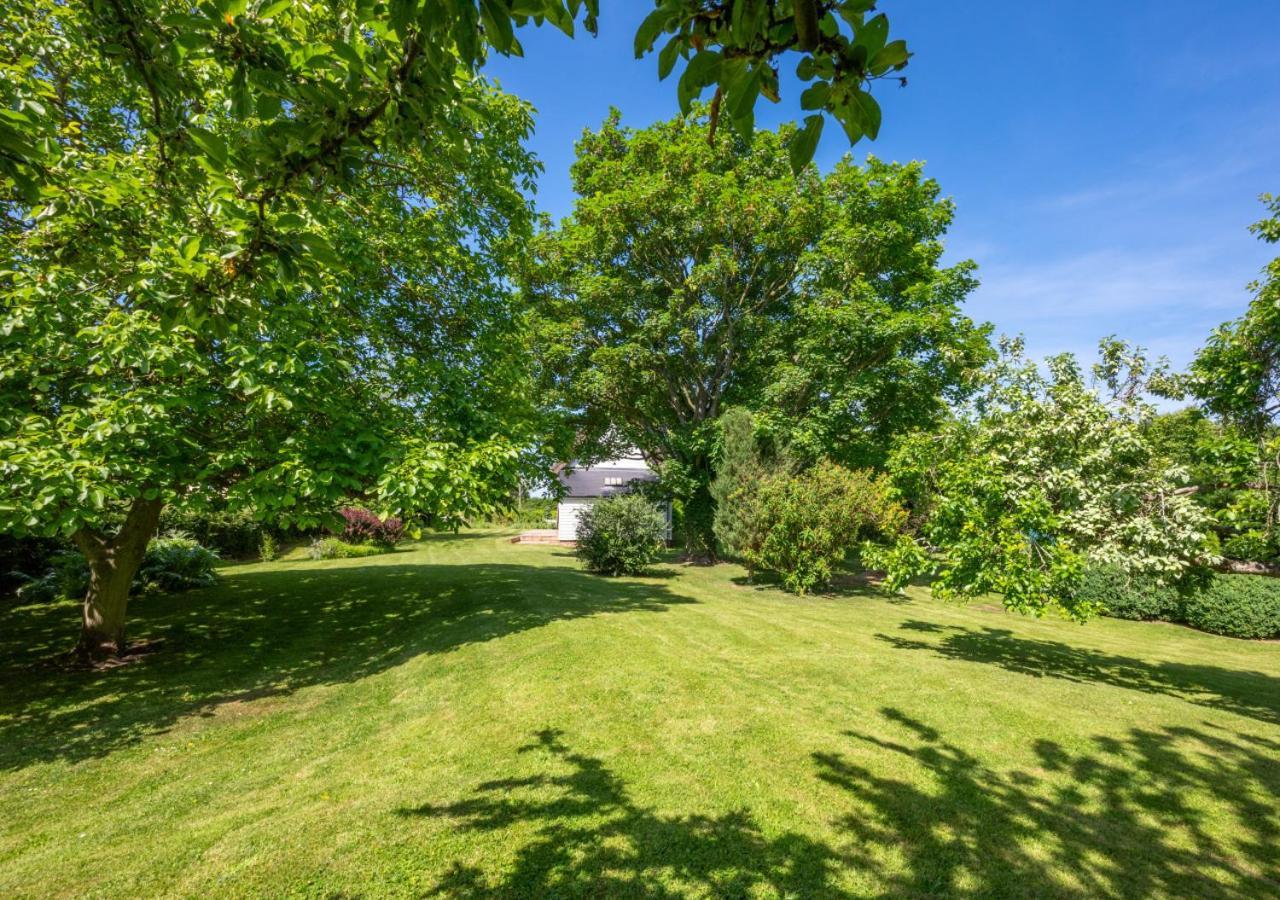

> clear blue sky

[{"left": 487, "top": 1, "right": 1280, "bottom": 369}]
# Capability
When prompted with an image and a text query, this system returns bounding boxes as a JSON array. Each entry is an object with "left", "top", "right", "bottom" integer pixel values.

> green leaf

[
  {"left": 633, "top": 7, "right": 669, "bottom": 58},
  {"left": 849, "top": 89, "right": 881, "bottom": 140},
  {"left": 871, "top": 39, "right": 910, "bottom": 73},
  {"left": 186, "top": 126, "right": 228, "bottom": 169},
  {"left": 481, "top": 0, "right": 516, "bottom": 53},
  {"left": 800, "top": 81, "right": 829, "bottom": 111},
  {"left": 179, "top": 235, "right": 202, "bottom": 260},
  {"left": 856, "top": 12, "right": 889, "bottom": 58},
  {"left": 657, "top": 36, "right": 681, "bottom": 81},
  {"left": 256, "top": 0, "right": 292, "bottom": 20},
  {"left": 678, "top": 50, "right": 722, "bottom": 114},
  {"left": 789, "top": 114, "right": 824, "bottom": 174}
]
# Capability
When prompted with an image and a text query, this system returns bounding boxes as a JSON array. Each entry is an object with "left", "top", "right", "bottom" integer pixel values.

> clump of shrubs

[
  {"left": 1077, "top": 564, "right": 1280, "bottom": 639},
  {"left": 160, "top": 506, "right": 266, "bottom": 558},
  {"left": 339, "top": 506, "right": 405, "bottom": 547},
  {"left": 306, "top": 537, "right": 388, "bottom": 561},
  {"left": 736, "top": 462, "right": 906, "bottom": 594},
  {"left": 575, "top": 494, "right": 667, "bottom": 576},
  {"left": 14, "top": 534, "right": 218, "bottom": 603},
  {"left": 1181, "top": 576, "right": 1280, "bottom": 640}
]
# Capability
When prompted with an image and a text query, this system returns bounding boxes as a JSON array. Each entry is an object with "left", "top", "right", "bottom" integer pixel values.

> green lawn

[{"left": 1, "top": 532, "right": 1277, "bottom": 898}]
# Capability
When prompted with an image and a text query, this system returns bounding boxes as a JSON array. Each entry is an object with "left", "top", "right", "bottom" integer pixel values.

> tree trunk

[
  {"left": 682, "top": 478, "right": 718, "bottom": 563},
  {"left": 71, "top": 498, "right": 163, "bottom": 661},
  {"left": 1216, "top": 558, "right": 1280, "bottom": 578}
]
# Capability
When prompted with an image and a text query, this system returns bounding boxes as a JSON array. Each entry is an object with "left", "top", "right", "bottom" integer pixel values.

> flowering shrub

[{"left": 339, "top": 507, "right": 405, "bottom": 547}]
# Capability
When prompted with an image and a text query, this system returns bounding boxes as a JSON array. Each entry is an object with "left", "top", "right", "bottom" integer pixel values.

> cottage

[{"left": 555, "top": 452, "right": 672, "bottom": 542}]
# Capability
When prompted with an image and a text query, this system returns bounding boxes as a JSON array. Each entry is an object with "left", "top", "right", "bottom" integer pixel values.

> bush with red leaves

[{"left": 338, "top": 506, "right": 405, "bottom": 547}]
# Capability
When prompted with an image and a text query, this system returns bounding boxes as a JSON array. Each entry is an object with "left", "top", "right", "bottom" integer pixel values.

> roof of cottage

[{"left": 556, "top": 456, "right": 658, "bottom": 499}]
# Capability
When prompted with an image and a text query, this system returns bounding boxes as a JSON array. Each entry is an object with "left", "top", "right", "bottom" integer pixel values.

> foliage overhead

[
  {"left": 633, "top": 0, "right": 912, "bottom": 171},
  {"left": 878, "top": 338, "right": 1215, "bottom": 620},
  {"left": 0, "top": 0, "right": 914, "bottom": 654}
]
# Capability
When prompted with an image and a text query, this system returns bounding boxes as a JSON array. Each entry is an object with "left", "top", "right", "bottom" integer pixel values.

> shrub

[
  {"left": 1, "top": 534, "right": 62, "bottom": 597},
  {"left": 306, "top": 537, "right": 388, "bottom": 560},
  {"left": 14, "top": 550, "right": 90, "bottom": 604},
  {"left": 259, "top": 533, "right": 279, "bottom": 562},
  {"left": 575, "top": 494, "right": 667, "bottom": 576},
  {"left": 339, "top": 507, "right": 405, "bottom": 547},
  {"left": 136, "top": 534, "right": 220, "bottom": 592},
  {"left": 479, "top": 497, "right": 557, "bottom": 529},
  {"left": 160, "top": 506, "right": 264, "bottom": 558},
  {"left": 1077, "top": 565, "right": 1184, "bottom": 621},
  {"left": 741, "top": 462, "right": 905, "bottom": 595},
  {"left": 711, "top": 408, "right": 773, "bottom": 560},
  {"left": 1182, "top": 576, "right": 1280, "bottom": 640},
  {"left": 1221, "top": 531, "right": 1274, "bottom": 564},
  {"left": 14, "top": 536, "right": 217, "bottom": 602},
  {"left": 1082, "top": 564, "right": 1280, "bottom": 639}
]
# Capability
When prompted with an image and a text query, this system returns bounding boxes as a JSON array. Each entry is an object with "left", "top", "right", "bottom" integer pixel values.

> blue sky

[{"left": 487, "top": 1, "right": 1280, "bottom": 370}]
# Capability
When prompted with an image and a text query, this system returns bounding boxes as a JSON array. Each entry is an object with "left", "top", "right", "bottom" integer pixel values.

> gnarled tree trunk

[{"left": 71, "top": 498, "right": 163, "bottom": 661}]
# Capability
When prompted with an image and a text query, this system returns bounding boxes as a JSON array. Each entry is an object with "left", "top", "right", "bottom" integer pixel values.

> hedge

[{"left": 1078, "top": 565, "right": 1280, "bottom": 639}]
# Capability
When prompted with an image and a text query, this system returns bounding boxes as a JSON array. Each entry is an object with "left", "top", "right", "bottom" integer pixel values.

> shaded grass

[{"left": 1, "top": 531, "right": 1277, "bottom": 897}]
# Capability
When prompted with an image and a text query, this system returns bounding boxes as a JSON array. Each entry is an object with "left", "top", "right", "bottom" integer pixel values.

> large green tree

[
  {"left": 1165, "top": 194, "right": 1280, "bottom": 573},
  {"left": 527, "top": 111, "right": 989, "bottom": 555},
  {"left": 1190, "top": 195, "right": 1280, "bottom": 433},
  {"left": 0, "top": 0, "right": 914, "bottom": 657}
]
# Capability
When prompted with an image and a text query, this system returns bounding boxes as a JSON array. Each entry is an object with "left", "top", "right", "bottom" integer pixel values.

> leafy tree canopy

[
  {"left": 1190, "top": 195, "right": 1280, "bottom": 433},
  {"left": 527, "top": 109, "right": 989, "bottom": 553}
]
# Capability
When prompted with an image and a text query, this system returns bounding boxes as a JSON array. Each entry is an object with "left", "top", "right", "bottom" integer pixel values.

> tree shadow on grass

[
  {"left": 400, "top": 728, "right": 852, "bottom": 897},
  {"left": 815, "top": 707, "right": 1280, "bottom": 897},
  {"left": 877, "top": 621, "right": 1280, "bottom": 727},
  {"left": 401, "top": 716, "right": 1280, "bottom": 897},
  {"left": 0, "top": 548, "right": 692, "bottom": 772}
]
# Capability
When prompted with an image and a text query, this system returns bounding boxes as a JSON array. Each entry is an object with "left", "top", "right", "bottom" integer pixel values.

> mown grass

[{"left": 1, "top": 531, "right": 1277, "bottom": 898}]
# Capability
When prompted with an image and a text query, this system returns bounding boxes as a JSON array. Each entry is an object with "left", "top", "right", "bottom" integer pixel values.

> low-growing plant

[
  {"left": 259, "top": 533, "right": 279, "bottom": 563},
  {"left": 160, "top": 506, "right": 265, "bottom": 558},
  {"left": 14, "top": 537, "right": 217, "bottom": 602},
  {"left": 1, "top": 535, "right": 63, "bottom": 598},
  {"left": 137, "top": 535, "right": 220, "bottom": 593},
  {"left": 478, "top": 497, "right": 558, "bottom": 529},
  {"left": 13, "top": 550, "right": 92, "bottom": 604},
  {"left": 306, "top": 538, "right": 389, "bottom": 561},
  {"left": 1078, "top": 563, "right": 1280, "bottom": 639},
  {"left": 741, "top": 462, "right": 906, "bottom": 595},
  {"left": 575, "top": 494, "right": 667, "bottom": 577},
  {"left": 339, "top": 507, "right": 405, "bottom": 547}
]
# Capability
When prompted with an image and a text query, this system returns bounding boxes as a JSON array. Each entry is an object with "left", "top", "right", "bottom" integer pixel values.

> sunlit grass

[{"left": 1, "top": 531, "right": 1277, "bottom": 897}]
